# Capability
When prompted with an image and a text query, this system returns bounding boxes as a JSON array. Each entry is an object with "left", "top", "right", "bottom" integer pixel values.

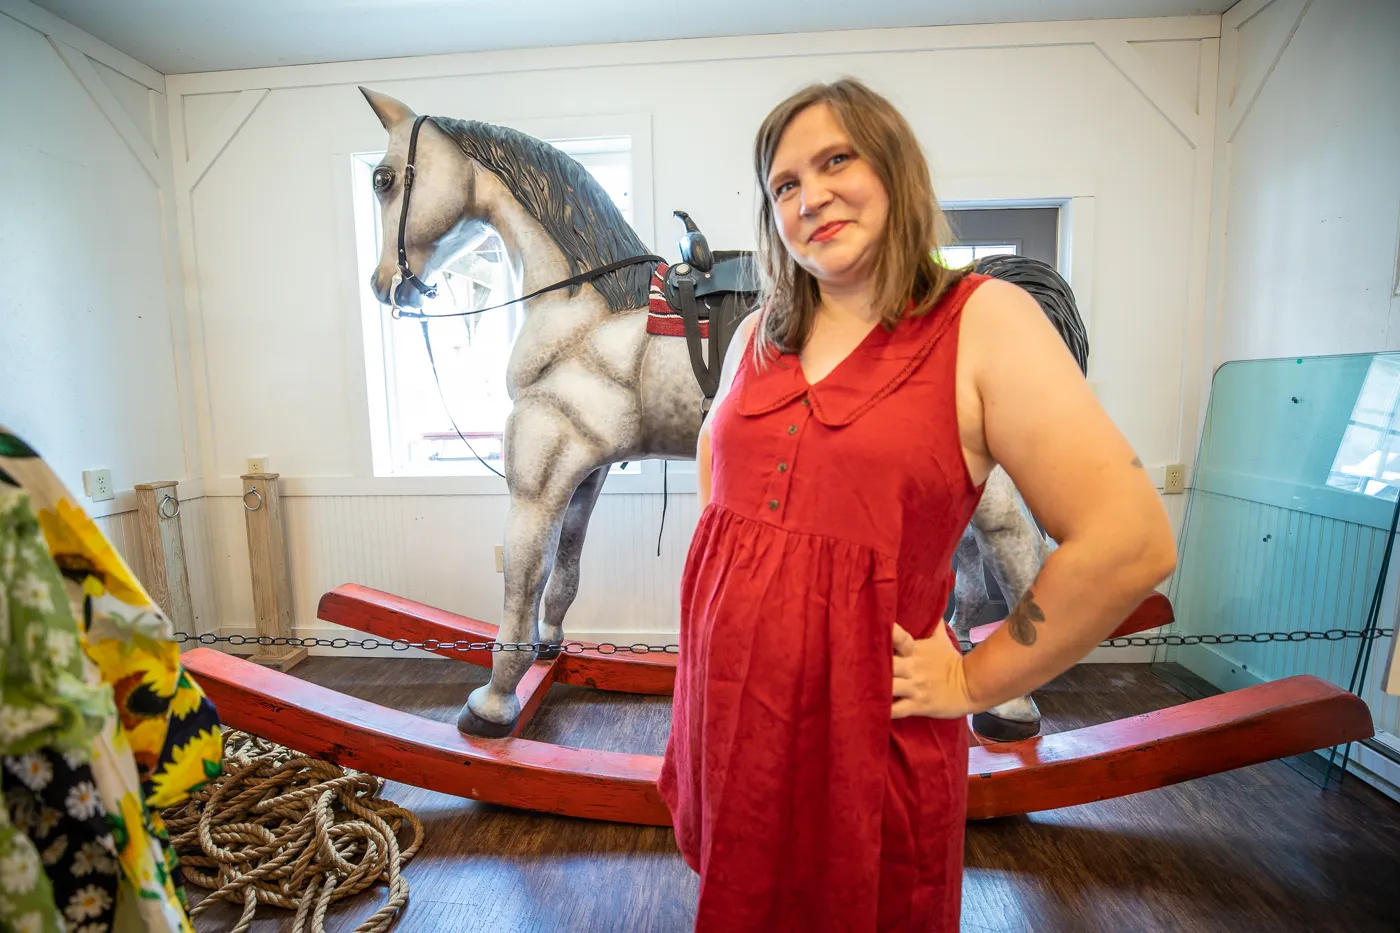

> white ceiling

[{"left": 28, "top": 0, "right": 1232, "bottom": 75}]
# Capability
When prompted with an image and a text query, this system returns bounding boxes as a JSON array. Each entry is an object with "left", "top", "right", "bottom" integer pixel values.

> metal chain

[
  {"left": 173, "top": 632, "right": 680, "bottom": 655},
  {"left": 174, "top": 628, "right": 1393, "bottom": 656},
  {"left": 1096, "top": 628, "right": 1394, "bottom": 649}
]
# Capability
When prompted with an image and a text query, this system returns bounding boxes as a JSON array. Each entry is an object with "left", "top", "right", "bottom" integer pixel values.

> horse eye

[{"left": 372, "top": 167, "right": 395, "bottom": 192}]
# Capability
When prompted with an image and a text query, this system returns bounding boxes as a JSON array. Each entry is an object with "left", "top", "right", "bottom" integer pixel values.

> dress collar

[{"left": 736, "top": 274, "right": 985, "bottom": 427}]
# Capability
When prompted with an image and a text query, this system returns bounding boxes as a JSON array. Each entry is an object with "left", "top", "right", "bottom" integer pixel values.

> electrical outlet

[
  {"left": 1164, "top": 463, "right": 1186, "bottom": 495},
  {"left": 247, "top": 456, "right": 269, "bottom": 474},
  {"left": 84, "top": 469, "right": 114, "bottom": 502},
  {"left": 494, "top": 545, "right": 504, "bottom": 573}
]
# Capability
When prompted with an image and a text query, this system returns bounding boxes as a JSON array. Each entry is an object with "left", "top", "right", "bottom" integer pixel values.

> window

[
  {"left": 353, "top": 136, "right": 643, "bottom": 477},
  {"left": 934, "top": 243, "right": 1018, "bottom": 268},
  {"left": 1327, "top": 356, "right": 1400, "bottom": 500},
  {"left": 938, "top": 207, "right": 1060, "bottom": 268}
]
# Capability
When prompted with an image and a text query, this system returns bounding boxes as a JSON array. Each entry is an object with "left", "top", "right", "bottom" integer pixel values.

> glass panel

[
  {"left": 972, "top": 244, "right": 1017, "bottom": 260},
  {"left": 1165, "top": 352, "right": 1400, "bottom": 759}
]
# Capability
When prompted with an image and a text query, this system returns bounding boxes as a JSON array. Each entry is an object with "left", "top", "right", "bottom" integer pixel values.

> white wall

[
  {"left": 162, "top": 16, "right": 1221, "bottom": 643},
  {"left": 1205, "top": 0, "right": 1400, "bottom": 366},
  {"left": 0, "top": 4, "right": 195, "bottom": 508},
  {"left": 0, "top": 2, "right": 217, "bottom": 631}
]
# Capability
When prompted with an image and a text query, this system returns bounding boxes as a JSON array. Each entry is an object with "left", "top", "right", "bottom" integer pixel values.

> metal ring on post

[
  {"left": 243, "top": 487, "right": 264, "bottom": 512},
  {"left": 159, "top": 493, "right": 181, "bottom": 519}
]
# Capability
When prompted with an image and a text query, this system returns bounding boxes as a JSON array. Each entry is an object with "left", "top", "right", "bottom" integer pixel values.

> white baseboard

[
  {"left": 1350, "top": 733, "right": 1400, "bottom": 803},
  {"left": 1176, "top": 644, "right": 1400, "bottom": 804},
  {"left": 1082, "top": 634, "right": 1160, "bottom": 664},
  {"left": 1175, "top": 643, "right": 1266, "bottom": 693}
]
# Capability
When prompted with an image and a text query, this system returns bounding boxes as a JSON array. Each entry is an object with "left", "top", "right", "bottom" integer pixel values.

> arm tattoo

[
  {"left": 1131, "top": 456, "right": 1144, "bottom": 468},
  {"left": 1006, "top": 589, "right": 1047, "bottom": 646}
]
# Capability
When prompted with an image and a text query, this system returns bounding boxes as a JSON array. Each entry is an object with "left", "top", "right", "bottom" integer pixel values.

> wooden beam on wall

[
  {"left": 1095, "top": 38, "right": 1207, "bottom": 149},
  {"left": 1225, "top": 0, "right": 1313, "bottom": 142},
  {"left": 164, "top": 16, "right": 1222, "bottom": 96},
  {"left": 48, "top": 38, "right": 165, "bottom": 186},
  {"left": 0, "top": 0, "right": 165, "bottom": 91},
  {"left": 179, "top": 88, "right": 268, "bottom": 191}
]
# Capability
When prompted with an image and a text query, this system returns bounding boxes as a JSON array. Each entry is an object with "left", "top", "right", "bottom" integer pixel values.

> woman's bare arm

[
  {"left": 906, "top": 279, "right": 1176, "bottom": 717},
  {"left": 696, "top": 312, "right": 760, "bottom": 512}
]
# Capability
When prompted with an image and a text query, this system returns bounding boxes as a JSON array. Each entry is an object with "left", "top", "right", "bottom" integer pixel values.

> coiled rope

[{"left": 162, "top": 730, "right": 423, "bottom": 933}]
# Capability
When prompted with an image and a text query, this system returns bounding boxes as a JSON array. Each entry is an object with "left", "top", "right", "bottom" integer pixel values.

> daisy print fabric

[
  {"left": 1, "top": 482, "right": 113, "bottom": 933},
  {"left": 0, "top": 428, "right": 223, "bottom": 933},
  {"left": 4, "top": 748, "right": 119, "bottom": 933}
]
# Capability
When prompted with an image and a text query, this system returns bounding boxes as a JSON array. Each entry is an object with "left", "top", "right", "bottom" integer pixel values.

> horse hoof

[
  {"left": 537, "top": 644, "right": 562, "bottom": 661},
  {"left": 971, "top": 711, "right": 1041, "bottom": 742},
  {"left": 971, "top": 695, "right": 1042, "bottom": 743},
  {"left": 456, "top": 703, "right": 517, "bottom": 738}
]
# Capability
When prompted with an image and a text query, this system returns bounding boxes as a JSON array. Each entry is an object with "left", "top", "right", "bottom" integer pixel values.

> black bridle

[
  {"left": 386, "top": 114, "right": 666, "bottom": 480},
  {"left": 387, "top": 114, "right": 663, "bottom": 320},
  {"left": 391, "top": 114, "right": 440, "bottom": 304}
]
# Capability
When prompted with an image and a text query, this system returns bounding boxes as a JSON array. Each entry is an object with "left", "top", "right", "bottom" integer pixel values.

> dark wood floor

[{"left": 187, "top": 659, "right": 1400, "bottom": 933}]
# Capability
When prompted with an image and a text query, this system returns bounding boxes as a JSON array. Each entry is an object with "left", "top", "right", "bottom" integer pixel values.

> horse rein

[{"left": 387, "top": 114, "right": 663, "bottom": 321}]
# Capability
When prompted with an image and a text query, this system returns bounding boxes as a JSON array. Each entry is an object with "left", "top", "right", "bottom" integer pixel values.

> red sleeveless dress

[{"left": 658, "top": 273, "right": 989, "bottom": 932}]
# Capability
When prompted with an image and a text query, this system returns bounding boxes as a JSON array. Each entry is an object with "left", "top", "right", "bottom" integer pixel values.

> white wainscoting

[
  {"left": 201, "top": 489, "right": 701, "bottom": 649},
  {"left": 93, "top": 495, "right": 220, "bottom": 637},
  {"left": 93, "top": 509, "right": 152, "bottom": 595}
]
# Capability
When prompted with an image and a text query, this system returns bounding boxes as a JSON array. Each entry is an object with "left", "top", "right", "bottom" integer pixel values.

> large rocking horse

[
  {"left": 358, "top": 87, "right": 1082, "bottom": 741},
  {"left": 180, "top": 89, "right": 1371, "bottom": 825}
]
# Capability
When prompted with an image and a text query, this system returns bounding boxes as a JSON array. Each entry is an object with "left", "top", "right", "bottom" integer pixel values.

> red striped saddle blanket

[{"left": 645, "top": 263, "right": 710, "bottom": 338}]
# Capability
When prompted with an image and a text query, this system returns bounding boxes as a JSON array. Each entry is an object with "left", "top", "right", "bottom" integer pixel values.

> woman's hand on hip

[{"left": 891, "top": 623, "right": 975, "bottom": 720}]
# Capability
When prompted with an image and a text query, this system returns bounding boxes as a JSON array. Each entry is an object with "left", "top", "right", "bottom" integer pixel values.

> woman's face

[{"left": 766, "top": 102, "right": 890, "bottom": 292}]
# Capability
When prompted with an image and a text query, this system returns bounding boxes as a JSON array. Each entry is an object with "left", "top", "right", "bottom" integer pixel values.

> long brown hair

[{"left": 752, "top": 77, "right": 965, "bottom": 359}]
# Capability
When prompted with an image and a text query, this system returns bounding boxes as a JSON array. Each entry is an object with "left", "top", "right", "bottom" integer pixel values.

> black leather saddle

[{"left": 661, "top": 211, "right": 760, "bottom": 411}]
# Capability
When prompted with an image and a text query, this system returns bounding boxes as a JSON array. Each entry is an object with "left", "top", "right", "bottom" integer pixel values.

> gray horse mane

[{"left": 430, "top": 116, "right": 653, "bottom": 313}]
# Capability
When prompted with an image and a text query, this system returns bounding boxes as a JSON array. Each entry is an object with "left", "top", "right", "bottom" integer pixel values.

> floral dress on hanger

[{"left": 0, "top": 428, "right": 224, "bottom": 933}]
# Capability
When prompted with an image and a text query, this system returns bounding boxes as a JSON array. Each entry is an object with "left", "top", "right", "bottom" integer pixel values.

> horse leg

[
  {"left": 458, "top": 412, "right": 594, "bottom": 737},
  {"left": 536, "top": 464, "right": 611, "bottom": 659},
  {"left": 949, "top": 527, "right": 988, "bottom": 642},
  {"left": 968, "top": 467, "right": 1049, "bottom": 743}
]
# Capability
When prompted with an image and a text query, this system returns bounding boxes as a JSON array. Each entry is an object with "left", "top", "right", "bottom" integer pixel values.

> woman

[{"left": 656, "top": 78, "right": 1176, "bottom": 931}]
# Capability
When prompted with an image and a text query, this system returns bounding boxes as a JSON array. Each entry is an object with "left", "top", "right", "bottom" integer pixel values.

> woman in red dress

[{"left": 657, "top": 78, "right": 1177, "bottom": 932}]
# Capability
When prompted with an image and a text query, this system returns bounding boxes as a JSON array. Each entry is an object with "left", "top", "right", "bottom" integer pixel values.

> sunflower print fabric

[{"left": 0, "top": 427, "right": 223, "bottom": 932}]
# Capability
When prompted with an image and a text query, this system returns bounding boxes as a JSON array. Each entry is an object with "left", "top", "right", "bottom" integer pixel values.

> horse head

[
  {"left": 360, "top": 87, "right": 489, "bottom": 310},
  {"left": 361, "top": 87, "right": 655, "bottom": 318}
]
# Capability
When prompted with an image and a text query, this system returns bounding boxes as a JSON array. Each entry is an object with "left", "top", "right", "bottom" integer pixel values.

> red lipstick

[{"left": 810, "top": 221, "right": 849, "bottom": 243}]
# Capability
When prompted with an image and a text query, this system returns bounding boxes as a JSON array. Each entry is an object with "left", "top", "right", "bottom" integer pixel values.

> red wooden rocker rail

[{"left": 181, "top": 586, "right": 1373, "bottom": 826}]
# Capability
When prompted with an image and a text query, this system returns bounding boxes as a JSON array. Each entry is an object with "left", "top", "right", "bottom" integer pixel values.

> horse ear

[{"left": 359, "top": 87, "right": 416, "bottom": 130}]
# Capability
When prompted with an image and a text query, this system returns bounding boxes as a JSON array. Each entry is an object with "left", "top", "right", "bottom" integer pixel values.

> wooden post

[
  {"left": 133, "top": 481, "right": 195, "bottom": 634},
  {"left": 241, "top": 472, "right": 307, "bottom": 671}
]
